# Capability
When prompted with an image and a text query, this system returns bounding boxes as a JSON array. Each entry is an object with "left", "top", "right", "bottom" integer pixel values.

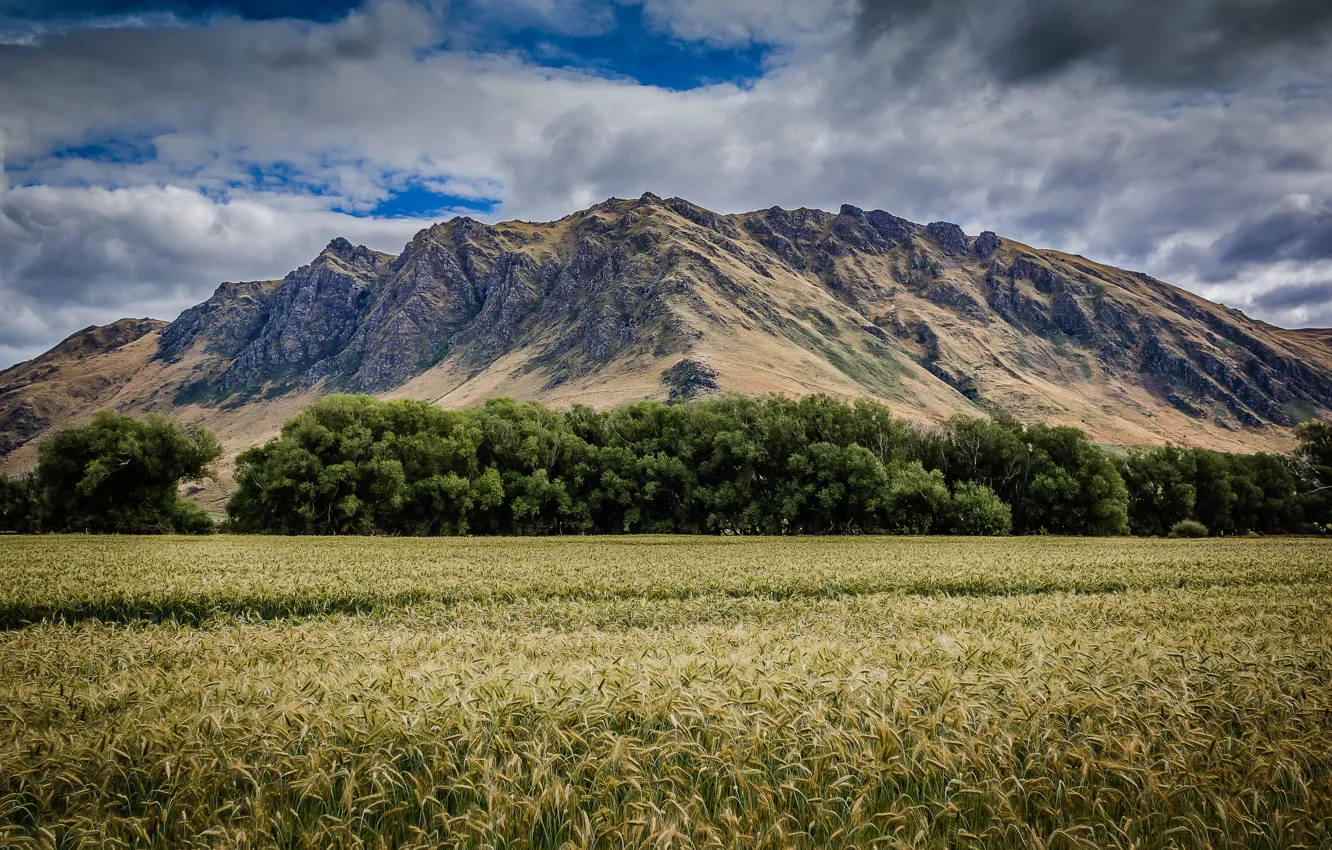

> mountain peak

[
  {"left": 317, "top": 237, "right": 392, "bottom": 277},
  {"left": 7, "top": 193, "right": 1332, "bottom": 486}
]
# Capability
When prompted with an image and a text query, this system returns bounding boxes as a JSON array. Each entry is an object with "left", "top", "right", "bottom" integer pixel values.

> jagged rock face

[
  {"left": 128, "top": 191, "right": 1332, "bottom": 440},
  {"left": 158, "top": 281, "right": 274, "bottom": 362},
  {"left": 1052, "top": 292, "right": 1097, "bottom": 341},
  {"left": 827, "top": 205, "right": 914, "bottom": 255},
  {"left": 974, "top": 231, "right": 1002, "bottom": 260},
  {"left": 661, "top": 359, "right": 718, "bottom": 400},
  {"left": 1010, "top": 254, "right": 1064, "bottom": 293},
  {"left": 154, "top": 202, "right": 710, "bottom": 396},
  {"left": 333, "top": 225, "right": 495, "bottom": 390},
  {"left": 986, "top": 275, "right": 1054, "bottom": 333},
  {"left": 742, "top": 206, "right": 837, "bottom": 270},
  {"left": 925, "top": 221, "right": 969, "bottom": 254},
  {"left": 164, "top": 240, "right": 391, "bottom": 396}
]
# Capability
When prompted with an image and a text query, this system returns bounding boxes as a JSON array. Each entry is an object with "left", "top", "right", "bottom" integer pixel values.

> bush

[
  {"left": 883, "top": 461, "right": 951, "bottom": 534},
  {"left": 1168, "top": 519, "right": 1209, "bottom": 539},
  {"left": 170, "top": 498, "right": 217, "bottom": 535},
  {"left": 947, "top": 481, "right": 1012, "bottom": 536}
]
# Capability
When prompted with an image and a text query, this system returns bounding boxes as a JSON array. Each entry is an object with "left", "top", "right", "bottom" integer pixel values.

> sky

[{"left": 2, "top": 0, "right": 1332, "bottom": 367}]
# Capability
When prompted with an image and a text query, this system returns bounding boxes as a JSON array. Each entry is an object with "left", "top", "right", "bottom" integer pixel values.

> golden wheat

[{"left": 1, "top": 536, "right": 1330, "bottom": 848}]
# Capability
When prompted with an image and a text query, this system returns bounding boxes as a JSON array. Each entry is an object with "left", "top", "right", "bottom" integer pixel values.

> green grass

[{"left": 2, "top": 536, "right": 1331, "bottom": 847}]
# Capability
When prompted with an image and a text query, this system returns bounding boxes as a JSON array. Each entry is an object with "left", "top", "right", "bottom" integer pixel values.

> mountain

[{"left": 5, "top": 192, "right": 1332, "bottom": 508}]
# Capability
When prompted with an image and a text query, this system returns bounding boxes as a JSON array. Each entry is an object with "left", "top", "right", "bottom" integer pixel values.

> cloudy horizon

[{"left": 2, "top": 0, "right": 1332, "bottom": 367}]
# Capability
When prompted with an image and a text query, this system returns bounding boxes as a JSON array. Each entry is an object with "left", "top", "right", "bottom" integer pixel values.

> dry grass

[{"left": 1, "top": 536, "right": 1331, "bottom": 847}]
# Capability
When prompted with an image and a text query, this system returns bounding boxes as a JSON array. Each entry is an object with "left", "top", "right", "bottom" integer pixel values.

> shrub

[
  {"left": 884, "top": 461, "right": 951, "bottom": 534},
  {"left": 170, "top": 498, "right": 217, "bottom": 535},
  {"left": 1168, "top": 519, "right": 1209, "bottom": 539},
  {"left": 947, "top": 481, "right": 1012, "bottom": 536}
]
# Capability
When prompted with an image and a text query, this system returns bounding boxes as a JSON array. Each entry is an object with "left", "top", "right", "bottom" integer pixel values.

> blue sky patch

[
  {"left": 53, "top": 135, "right": 159, "bottom": 164},
  {"left": 493, "top": 3, "right": 768, "bottom": 90},
  {"left": 349, "top": 183, "right": 498, "bottom": 219},
  {"left": 228, "top": 163, "right": 499, "bottom": 220},
  {"left": 4, "top": 0, "right": 770, "bottom": 90}
]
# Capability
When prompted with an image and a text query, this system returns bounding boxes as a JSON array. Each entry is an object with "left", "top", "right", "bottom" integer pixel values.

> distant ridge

[{"left": 5, "top": 192, "right": 1332, "bottom": 507}]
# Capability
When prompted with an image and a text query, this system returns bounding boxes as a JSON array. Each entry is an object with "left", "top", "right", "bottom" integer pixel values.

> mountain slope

[{"left": 5, "top": 192, "right": 1332, "bottom": 506}]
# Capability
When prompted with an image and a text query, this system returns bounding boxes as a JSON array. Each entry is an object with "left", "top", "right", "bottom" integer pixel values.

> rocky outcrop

[
  {"left": 974, "top": 231, "right": 1002, "bottom": 260},
  {"left": 742, "top": 206, "right": 836, "bottom": 271},
  {"left": 1140, "top": 337, "right": 1267, "bottom": 427},
  {"left": 337, "top": 225, "right": 492, "bottom": 390},
  {"left": 868, "top": 210, "right": 915, "bottom": 244},
  {"left": 925, "top": 221, "right": 969, "bottom": 254},
  {"left": 661, "top": 359, "right": 719, "bottom": 400},
  {"left": 1052, "top": 292, "right": 1097, "bottom": 341},
  {"left": 159, "top": 239, "right": 393, "bottom": 396},
  {"left": 158, "top": 281, "right": 273, "bottom": 362},
  {"left": 925, "top": 282, "right": 986, "bottom": 319},
  {"left": 987, "top": 275, "right": 1054, "bottom": 334},
  {"left": 1010, "top": 255, "right": 1063, "bottom": 293}
]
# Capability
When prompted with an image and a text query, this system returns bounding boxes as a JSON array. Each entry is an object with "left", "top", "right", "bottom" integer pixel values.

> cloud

[
  {"left": 1216, "top": 196, "right": 1332, "bottom": 266},
  {"left": 3, "top": 0, "right": 1332, "bottom": 366},
  {"left": 852, "top": 0, "right": 1332, "bottom": 87},
  {"left": 0, "top": 182, "right": 427, "bottom": 363},
  {"left": 638, "top": 0, "right": 853, "bottom": 47},
  {"left": 1252, "top": 279, "right": 1332, "bottom": 313}
]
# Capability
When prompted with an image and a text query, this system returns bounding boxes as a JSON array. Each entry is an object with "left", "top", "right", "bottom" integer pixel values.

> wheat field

[{"left": 1, "top": 536, "right": 1331, "bottom": 848}]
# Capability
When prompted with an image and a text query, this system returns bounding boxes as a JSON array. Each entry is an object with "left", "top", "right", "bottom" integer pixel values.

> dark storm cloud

[
  {"left": 854, "top": 0, "right": 1332, "bottom": 86},
  {"left": 1252, "top": 279, "right": 1332, "bottom": 312},
  {"left": 1216, "top": 201, "right": 1332, "bottom": 266}
]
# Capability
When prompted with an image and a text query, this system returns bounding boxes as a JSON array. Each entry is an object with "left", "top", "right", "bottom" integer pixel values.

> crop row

[{"left": 1, "top": 535, "right": 1330, "bottom": 627}]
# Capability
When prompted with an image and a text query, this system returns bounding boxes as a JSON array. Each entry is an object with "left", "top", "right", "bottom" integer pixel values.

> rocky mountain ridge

[{"left": 5, "top": 192, "right": 1332, "bottom": 505}]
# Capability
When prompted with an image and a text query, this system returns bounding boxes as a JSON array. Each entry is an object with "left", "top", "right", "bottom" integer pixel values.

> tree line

[{"left": 3, "top": 393, "right": 1332, "bottom": 536}]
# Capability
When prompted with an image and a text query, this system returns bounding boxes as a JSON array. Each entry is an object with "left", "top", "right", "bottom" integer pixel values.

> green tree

[
  {"left": 1117, "top": 445, "right": 1196, "bottom": 536},
  {"left": 801, "top": 443, "right": 892, "bottom": 534},
  {"left": 1294, "top": 420, "right": 1332, "bottom": 527},
  {"left": 1188, "top": 450, "right": 1236, "bottom": 535},
  {"left": 1022, "top": 425, "right": 1129, "bottom": 535},
  {"left": 1228, "top": 453, "right": 1300, "bottom": 534},
  {"left": 0, "top": 475, "right": 34, "bottom": 532},
  {"left": 936, "top": 412, "right": 1030, "bottom": 505},
  {"left": 884, "top": 461, "right": 951, "bottom": 534},
  {"left": 947, "top": 481, "right": 1012, "bottom": 536},
  {"left": 32, "top": 411, "right": 220, "bottom": 533}
]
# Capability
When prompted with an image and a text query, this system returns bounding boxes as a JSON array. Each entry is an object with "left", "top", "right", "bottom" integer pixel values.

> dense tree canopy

[
  {"left": 1114, "top": 444, "right": 1305, "bottom": 537},
  {"left": 229, "top": 393, "right": 1135, "bottom": 536},
  {"left": 2, "top": 411, "right": 221, "bottom": 534},
  {"left": 1293, "top": 420, "right": 1332, "bottom": 529},
  {"left": 4, "top": 397, "right": 1328, "bottom": 537}
]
